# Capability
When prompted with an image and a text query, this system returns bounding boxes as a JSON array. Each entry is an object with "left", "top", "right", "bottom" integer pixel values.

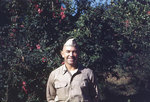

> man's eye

[
  {"left": 73, "top": 51, "right": 77, "bottom": 53},
  {"left": 66, "top": 51, "right": 70, "bottom": 53}
]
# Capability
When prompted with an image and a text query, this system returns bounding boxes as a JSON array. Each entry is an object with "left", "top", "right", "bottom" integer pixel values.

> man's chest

[{"left": 54, "top": 72, "right": 89, "bottom": 89}]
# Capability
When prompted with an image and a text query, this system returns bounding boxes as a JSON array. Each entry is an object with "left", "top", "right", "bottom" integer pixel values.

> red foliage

[
  {"left": 22, "top": 81, "right": 27, "bottom": 94},
  {"left": 20, "top": 25, "right": 24, "bottom": 28},
  {"left": 53, "top": 12, "right": 56, "bottom": 18},
  {"left": 60, "top": 11, "right": 66, "bottom": 19},
  {"left": 35, "top": 4, "right": 39, "bottom": 9},
  {"left": 61, "top": 6, "right": 65, "bottom": 11},
  {"left": 36, "top": 44, "right": 41, "bottom": 49},
  {"left": 124, "top": 20, "right": 130, "bottom": 28},
  {"left": 38, "top": 8, "right": 43, "bottom": 14},
  {"left": 10, "top": 33, "right": 14, "bottom": 37},
  {"left": 42, "top": 57, "right": 47, "bottom": 62},
  {"left": 147, "top": 11, "right": 150, "bottom": 15}
]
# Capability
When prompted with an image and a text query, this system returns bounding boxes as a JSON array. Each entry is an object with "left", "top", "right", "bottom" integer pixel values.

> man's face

[{"left": 61, "top": 46, "right": 78, "bottom": 66}]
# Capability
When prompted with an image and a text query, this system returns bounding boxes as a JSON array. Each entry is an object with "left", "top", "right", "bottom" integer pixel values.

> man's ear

[{"left": 61, "top": 51, "right": 64, "bottom": 58}]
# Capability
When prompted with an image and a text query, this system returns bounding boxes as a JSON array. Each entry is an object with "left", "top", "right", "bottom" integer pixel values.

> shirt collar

[
  {"left": 62, "top": 64, "right": 83, "bottom": 75},
  {"left": 62, "top": 65, "right": 68, "bottom": 75}
]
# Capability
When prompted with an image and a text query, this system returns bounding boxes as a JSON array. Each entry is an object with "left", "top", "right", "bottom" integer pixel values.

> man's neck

[{"left": 65, "top": 63, "right": 78, "bottom": 71}]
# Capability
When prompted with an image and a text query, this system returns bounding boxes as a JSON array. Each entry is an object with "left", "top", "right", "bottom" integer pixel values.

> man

[{"left": 46, "top": 38, "right": 99, "bottom": 102}]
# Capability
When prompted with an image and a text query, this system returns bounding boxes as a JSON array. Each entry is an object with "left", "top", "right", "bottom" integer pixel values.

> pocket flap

[{"left": 55, "top": 82, "right": 67, "bottom": 89}]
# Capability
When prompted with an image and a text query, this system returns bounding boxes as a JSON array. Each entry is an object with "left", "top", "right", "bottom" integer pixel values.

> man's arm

[
  {"left": 46, "top": 71, "right": 56, "bottom": 102},
  {"left": 89, "top": 70, "right": 100, "bottom": 102}
]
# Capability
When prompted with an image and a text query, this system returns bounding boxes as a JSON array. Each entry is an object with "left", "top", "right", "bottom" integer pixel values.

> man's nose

[{"left": 69, "top": 52, "right": 73, "bottom": 56}]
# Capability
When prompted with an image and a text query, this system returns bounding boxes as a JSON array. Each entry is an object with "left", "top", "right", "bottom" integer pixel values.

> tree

[
  {"left": 0, "top": 0, "right": 95, "bottom": 101},
  {"left": 100, "top": 0, "right": 150, "bottom": 102}
]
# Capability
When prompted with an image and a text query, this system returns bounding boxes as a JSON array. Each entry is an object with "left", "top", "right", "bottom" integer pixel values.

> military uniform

[{"left": 46, "top": 64, "right": 99, "bottom": 102}]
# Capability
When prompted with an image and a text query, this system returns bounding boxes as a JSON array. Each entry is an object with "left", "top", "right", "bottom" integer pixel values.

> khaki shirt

[{"left": 46, "top": 64, "right": 99, "bottom": 102}]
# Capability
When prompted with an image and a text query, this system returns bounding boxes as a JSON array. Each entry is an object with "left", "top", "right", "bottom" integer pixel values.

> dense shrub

[{"left": 0, "top": 0, "right": 150, "bottom": 102}]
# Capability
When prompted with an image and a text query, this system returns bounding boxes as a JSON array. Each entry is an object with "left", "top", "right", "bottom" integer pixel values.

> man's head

[{"left": 61, "top": 38, "right": 79, "bottom": 66}]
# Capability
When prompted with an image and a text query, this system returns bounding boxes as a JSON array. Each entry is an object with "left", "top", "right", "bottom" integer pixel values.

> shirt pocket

[
  {"left": 54, "top": 82, "right": 68, "bottom": 100},
  {"left": 55, "top": 82, "right": 67, "bottom": 89}
]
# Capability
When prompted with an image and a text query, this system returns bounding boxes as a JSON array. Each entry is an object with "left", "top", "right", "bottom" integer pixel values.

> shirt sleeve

[
  {"left": 89, "top": 70, "right": 100, "bottom": 102},
  {"left": 46, "top": 71, "right": 56, "bottom": 102}
]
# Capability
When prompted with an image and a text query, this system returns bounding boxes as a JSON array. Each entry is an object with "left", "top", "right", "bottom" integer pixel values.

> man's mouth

[
  {"left": 68, "top": 58, "right": 75, "bottom": 61},
  {"left": 68, "top": 58, "right": 74, "bottom": 60}
]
